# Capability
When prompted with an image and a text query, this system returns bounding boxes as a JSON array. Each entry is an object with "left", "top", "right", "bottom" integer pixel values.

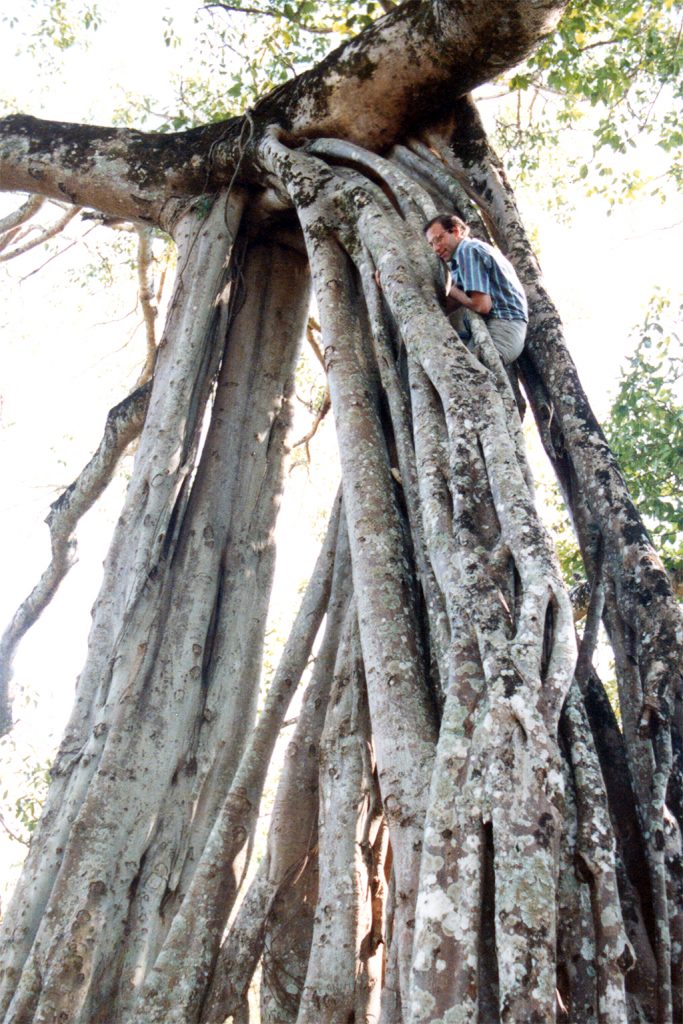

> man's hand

[{"left": 447, "top": 282, "right": 492, "bottom": 316}]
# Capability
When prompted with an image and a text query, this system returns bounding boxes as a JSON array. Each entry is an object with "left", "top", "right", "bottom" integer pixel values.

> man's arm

[{"left": 446, "top": 281, "right": 492, "bottom": 315}]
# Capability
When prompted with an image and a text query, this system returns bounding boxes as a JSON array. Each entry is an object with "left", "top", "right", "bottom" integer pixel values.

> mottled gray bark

[
  {"left": 1, "top": 195, "right": 245, "bottom": 1020},
  {"left": 0, "top": 202, "right": 313, "bottom": 1024},
  {"left": 435, "top": 98, "right": 682, "bottom": 1022},
  {"left": 204, "top": 513, "right": 352, "bottom": 1024},
  {"left": 297, "top": 611, "right": 385, "bottom": 1024}
]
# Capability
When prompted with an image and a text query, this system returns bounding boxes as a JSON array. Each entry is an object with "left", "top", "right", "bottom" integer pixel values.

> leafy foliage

[
  {"left": 0, "top": 734, "right": 51, "bottom": 850},
  {"left": 492, "top": 0, "right": 683, "bottom": 204},
  {"left": 542, "top": 293, "right": 683, "bottom": 589},
  {"left": 112, "top": 1, "right": 390, "bottom": 131},
  {"left": 199, "top": 0, "right": 389, "bottom": 108},
  {"left": 2, "top": 0, "right": 101, "bottom": 64},
  {"left": 605, "top": 292, "right": 683, "bottom": 576}
]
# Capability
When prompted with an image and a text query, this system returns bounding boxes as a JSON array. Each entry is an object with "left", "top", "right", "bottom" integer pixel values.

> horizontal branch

[
  {"left": 0, "top": 115, "right": 246, "bottom": 229},
  {"left": 0, "top": 0, "right": 567, "bottom": 226}
]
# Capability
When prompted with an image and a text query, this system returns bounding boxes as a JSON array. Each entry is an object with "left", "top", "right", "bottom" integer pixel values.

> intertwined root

[{"left": 1, "top": 125, "right": 679, "bottom": 1024}]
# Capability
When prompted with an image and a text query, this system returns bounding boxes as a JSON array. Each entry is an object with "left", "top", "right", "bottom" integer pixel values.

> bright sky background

[{"left": 0, "top": 0, "right": 681, "bottom": 894}]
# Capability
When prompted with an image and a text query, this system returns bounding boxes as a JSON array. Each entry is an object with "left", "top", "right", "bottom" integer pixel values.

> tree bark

[
  {"left": 2, "top": 3, "right": 681, "bottom": 1022},
  {"left": 0, "top": 2, "right": 566, "bottom": 224}
]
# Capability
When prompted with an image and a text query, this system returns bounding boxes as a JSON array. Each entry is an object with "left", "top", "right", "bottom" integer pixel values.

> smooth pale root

[
  {"left": 201, "top": 518, "right": 352, "bottom": 1024},
  {"left": 125, "top": 242, "right": 321, "bottom": 1023},
  {"left": 0, "top": 195, "right": 244, "bottom": 1022},
  {"left": 296, "top": 613, "right": 379, "bottom": 1024},
  {"left": 0, "top": 208, "right": 314, "bottom": 1024},
  {"left": 257, "top": 132, "right": 578, "bottom": 1022}
]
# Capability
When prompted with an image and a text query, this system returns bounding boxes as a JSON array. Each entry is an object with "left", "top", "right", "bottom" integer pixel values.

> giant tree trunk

[{"left": 0, "top": 2, "right": 681, "bottom": 1023}]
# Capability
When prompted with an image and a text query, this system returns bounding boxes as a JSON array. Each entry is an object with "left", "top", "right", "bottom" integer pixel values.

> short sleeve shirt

[{"left": 449, "top": 238, "right": 528, "bottom": 322}]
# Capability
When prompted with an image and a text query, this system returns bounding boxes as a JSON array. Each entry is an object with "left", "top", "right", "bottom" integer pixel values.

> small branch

[
  {"left": 0, "top": 381, "right": 152, "bottom": 738},
  {"left": 17, "top": 227, "right": 99, "bottom": 282},
  {"left": 575, "top": 36, "right": 620, "bottom": 53},
  {"left": 292, "top": 390, "right": 331, "bottom": 449},
  {"left": 0, "top": 811, "right": 29, "bottom": 847},
  {"left": 0, "top": 206, "right": 81, "bottom": 262},
  {"left": 305, "top": 317, "right": 325, "bottom": 370},
  {"left": 205, "top": 2, "right": 335, "bottom": 34},
  {"left": 0, "top": 195, "right": 45, "bottom": 236}
]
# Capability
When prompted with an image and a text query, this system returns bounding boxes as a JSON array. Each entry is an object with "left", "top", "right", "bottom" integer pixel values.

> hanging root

[
  {"left": 202, "top": 509, "right": 353, "bottom": 1024},
  {"left": 134, "top": 226, "right": 160, "bottom": 386}
]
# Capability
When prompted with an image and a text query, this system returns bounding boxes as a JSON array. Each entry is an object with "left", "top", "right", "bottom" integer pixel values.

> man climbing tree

[
  {"left": 0, "top": 2, "right": 681, "bottom": 1023},
  {"left": 424, "top": 212, "right": 529, "bottom": 364}
]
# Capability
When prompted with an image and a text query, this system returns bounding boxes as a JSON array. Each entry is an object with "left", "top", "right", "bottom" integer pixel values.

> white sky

[{"left": 0, "top": 0, "right": 681, "bottom": 891}]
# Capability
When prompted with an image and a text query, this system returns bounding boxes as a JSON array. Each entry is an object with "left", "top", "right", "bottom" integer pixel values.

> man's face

[{"left": 425, "top": 221, "right": 465, "bottom": 261}]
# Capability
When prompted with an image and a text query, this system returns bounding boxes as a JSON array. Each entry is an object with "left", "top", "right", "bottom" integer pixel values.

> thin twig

[
  {"left": 292, "top": 391, "right": 331, "bottom": 450},
  {"left": 0, "top": 195, "right": 45, "bottom": 236},
  {"left": 205, "top": 2, "right": 335, "bottom": 34},
  {"left": 305, "top": 318, "right": 325, "bottom": 370},
  {"left": 0, "top": 381, "right": 152, "bottom": 737}
]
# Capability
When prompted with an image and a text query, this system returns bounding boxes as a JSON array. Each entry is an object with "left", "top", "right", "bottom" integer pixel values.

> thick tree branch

[
  {"left": 0, "top": 0, "right": 567, "bottom": 226},
  {"left": 0, "top": 116, "right": 246, "bottom": 229}
]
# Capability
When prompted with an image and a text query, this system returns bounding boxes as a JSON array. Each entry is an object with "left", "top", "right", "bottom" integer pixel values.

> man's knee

[{"left": 487, "top": 319, "right": 526, "bottom": 365}]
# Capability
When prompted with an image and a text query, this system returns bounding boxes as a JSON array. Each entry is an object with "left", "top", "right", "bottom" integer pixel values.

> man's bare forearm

[{"left": 447, "top": 283, "right": 492, "bottom": 315}]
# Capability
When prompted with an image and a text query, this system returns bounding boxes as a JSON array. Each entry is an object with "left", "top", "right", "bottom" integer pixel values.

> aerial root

[
  {"left": 256, "top": 132, "right": 581, "bottom": 1019},
  {"left": 133, "top": 498, "right": 345, "bottom": 1024},
  {"left": 134, "top": 226, "right": 160, "bottom": 386},
  {"left": 198, "top": 504, "right": 352, "bottom": 1023}
]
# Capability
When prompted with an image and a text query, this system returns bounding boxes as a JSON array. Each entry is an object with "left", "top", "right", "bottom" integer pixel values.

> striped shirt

[{"left": 449, "top": 238, "right": 528, "bottom": 322}]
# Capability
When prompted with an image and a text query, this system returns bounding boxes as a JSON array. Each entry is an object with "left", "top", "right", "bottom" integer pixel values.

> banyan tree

[{"left": 0, "top": 1, "right": 681, "bottom": 1021}]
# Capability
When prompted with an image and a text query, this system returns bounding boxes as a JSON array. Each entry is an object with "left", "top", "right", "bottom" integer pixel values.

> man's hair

[{"left": 423, "top": 213, "right": 470, "bottom": 236}]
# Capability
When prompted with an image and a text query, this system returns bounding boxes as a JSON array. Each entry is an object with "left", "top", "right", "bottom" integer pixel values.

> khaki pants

[
  {"left": 486, "top": 318, "right": 527, "bottom": 365},
  {"left": 451, "top": 311, "right": 527, "bottom": 365}
]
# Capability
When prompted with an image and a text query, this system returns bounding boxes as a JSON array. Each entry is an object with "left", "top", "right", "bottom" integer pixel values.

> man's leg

[{"left": 486, "top": 319, "right": 526, "bottom": 365}]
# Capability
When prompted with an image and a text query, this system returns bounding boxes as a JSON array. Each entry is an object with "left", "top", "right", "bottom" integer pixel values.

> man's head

[{"left": 424, "top": 214, "right": 470, "bottom": 261}]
